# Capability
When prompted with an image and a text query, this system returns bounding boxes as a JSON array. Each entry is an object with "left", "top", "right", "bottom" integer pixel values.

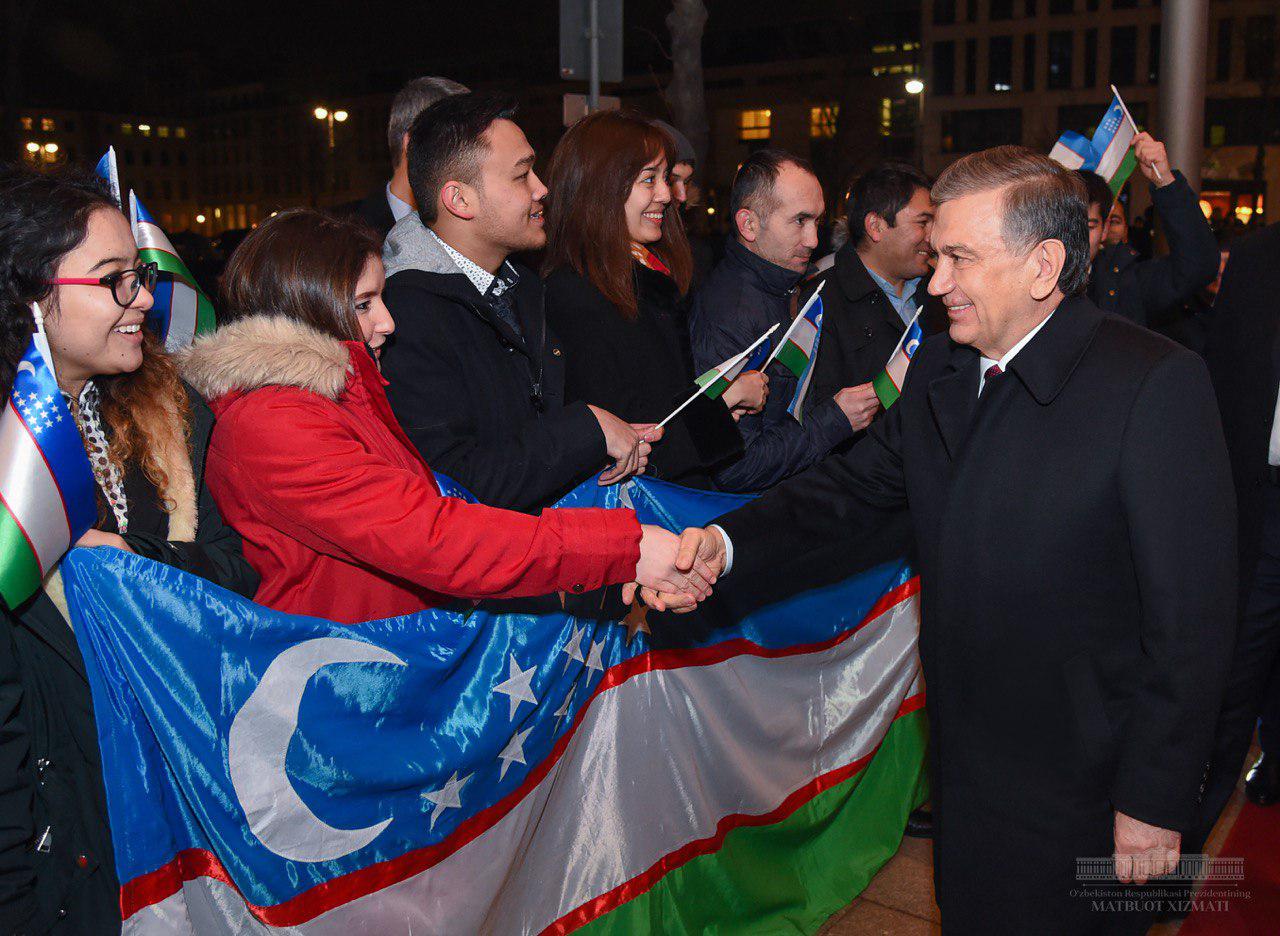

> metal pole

[
  {"left": 587, "top": 0, "right": 600, "bottom": 113},
  {"left": 1158, "top": 0, "right": 1209, "bottom": 190}
]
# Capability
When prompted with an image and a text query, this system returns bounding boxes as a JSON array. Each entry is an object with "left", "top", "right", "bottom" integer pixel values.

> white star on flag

[
  {"left": 498, "top": 727, "right": 534, "bottom": 780},
  {"left": 421, "top": 770, "right": 472, "bottom": 830},
  {"left": 554, "top": 687, "right": 575, "bottom": 729},
  {"left": 585, "top": 638, "right": 606, "bottom": 675},
  {"left": 493, "top": 653, "right": 538, "bottom": 720},
  {"left": 561, "top": 624, "right": 585, "bottom": 671}
]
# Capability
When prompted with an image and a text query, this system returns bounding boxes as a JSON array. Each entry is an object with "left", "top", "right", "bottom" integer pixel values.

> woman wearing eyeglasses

[{"left": 0, "top": 165, "right": 258, "bottom": 933}]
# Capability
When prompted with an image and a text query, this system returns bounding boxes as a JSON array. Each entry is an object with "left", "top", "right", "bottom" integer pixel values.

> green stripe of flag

[
  {"left": 695, "top": 372, "right": 734, "bottom": 400},
  {"left": 1109, "top": 149, "right": 1138, "bottom": 196},
  {"left": 139, "top": 247, "right": 218, "bottom": 336},
  {"left": 194, "top": 292, "right": 217, "bottom": 335},
  {"left": 775, "top": 340, "right": 810, "bottom": 379},
  {"left": 574, "top": 708, "right": 929, "bottom": 935},
  {"left": 0, "top": 503, "right": 44, "bottom": 609},
  {"left": 872, "top": 369, "right": 902, "bottom": 408}
]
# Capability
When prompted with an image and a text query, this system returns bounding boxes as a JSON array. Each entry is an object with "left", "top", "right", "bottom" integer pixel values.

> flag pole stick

[
  {"left": 764, "top": 280, "right": 826, "bottom": 369},
  {"left": 657, "top": 324, "right": 778, "bottom": 430},
  {"left": 28, "top": 302, "right": 57, "bottom": 383},
  {"left": 883, "top": 306, "right": 924, "bottom": 367},
  {"left": 1110, "top": 84, "right": 1160, "bottom": 183}
]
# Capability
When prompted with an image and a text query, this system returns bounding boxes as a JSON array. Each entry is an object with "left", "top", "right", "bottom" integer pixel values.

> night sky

[{"left": 13, "top": 0, "right": 894, "bottom": 112}]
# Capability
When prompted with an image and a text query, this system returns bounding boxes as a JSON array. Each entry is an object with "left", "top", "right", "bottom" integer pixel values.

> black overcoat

[{"left": 717, "top": 296, "right": 1236, "bottom": 934}]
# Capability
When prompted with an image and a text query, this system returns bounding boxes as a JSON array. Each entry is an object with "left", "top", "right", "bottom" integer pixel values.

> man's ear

[
  {"left": 1029, "top": 239, "right": 1067, "bottom": 301},
  {"left": 399, "top": 132, "right": 411, "bottom": 167},
  {"left": 735, "top": 208, "right": 758, "bottom": 243},
  {"left": 863, "top": 211, "right": 887, "bottom": 244},
  {"left": 440, "top": 181, "right": 476, "bottom": 222}
]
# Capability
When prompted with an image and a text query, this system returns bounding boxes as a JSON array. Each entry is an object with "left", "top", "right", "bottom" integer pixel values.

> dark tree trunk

[{"left": 665, "top": 0, "right": 709, "bottom": 169}]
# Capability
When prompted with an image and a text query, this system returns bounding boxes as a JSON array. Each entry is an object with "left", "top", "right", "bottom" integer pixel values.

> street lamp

[
  {"left": 905, "top": 78, "right": 926, "bottom": 166},
  {"left": 25, "top": 141, "right": 39, "bottom": 153},
  {"left": 313, "top": 105, "right": 349, "bottom": 151}
]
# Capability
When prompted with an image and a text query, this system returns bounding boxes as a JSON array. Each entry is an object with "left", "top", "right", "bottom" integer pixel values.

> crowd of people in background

[{"left": 0, "top": 68, "right": 1277, "bottom": 935}]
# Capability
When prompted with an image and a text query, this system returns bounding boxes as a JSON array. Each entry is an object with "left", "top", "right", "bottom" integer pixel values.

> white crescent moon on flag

[
  {"left": 228, "top": 636, "right": 406, "bottom": 863},
  {"left": 15, "top": 362, "right": 35, "bottom": 378}
]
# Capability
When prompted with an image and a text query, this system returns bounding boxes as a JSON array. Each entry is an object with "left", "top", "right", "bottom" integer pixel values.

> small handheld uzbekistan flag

[
  {"left": 658, "top": 322, "right": 779, "bottom": 429},
  {"left": 130, "top": 191, "right": 217, "bottom": 351},
  {"left": 1047, "top": 88, "right": 1140, "bottom": 196},
  {"left": 0, "top": 304, "right": 97, "bottom": 608},
  {"left": 763, "top": 282, "right": 826, "bottom": 423},
  {"left": 93, "top": 147, "right": 122, "bottom": 209},
  {"left": 872, "top": 307, "right": 924, "bottom": 408}
]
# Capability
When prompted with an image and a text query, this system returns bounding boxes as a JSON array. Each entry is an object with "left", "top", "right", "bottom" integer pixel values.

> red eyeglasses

[{"left": 49, "top": 261, "right": 159, "bottom": 308}]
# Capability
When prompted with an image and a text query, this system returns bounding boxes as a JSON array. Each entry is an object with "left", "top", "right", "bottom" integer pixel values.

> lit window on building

[
  {"left": 880, "top": 98, "right": 893, "bottom": 137},
  {"left": 176, "top": 126, "right": 187, "bottom": 139},
  {"left": 810, "top": 105, "right": 839, "bottom": 139},
  {"left": 158, "top": 126, "right": 170, "bottom": 138},
  {"left": 739, "top": 109, "right": 772, "bottom": 141},
  {"left": 40, "top": 118, "right": 55, "bottom": 132},
  {"left": 138, "top": 123, "right": 152, "bottom": 137},
  {"left": 20, "top": 117, "right": 32, "bottom": 130},
  {"left": 120, "top": 122, "right": 133, "bottom": 135}
]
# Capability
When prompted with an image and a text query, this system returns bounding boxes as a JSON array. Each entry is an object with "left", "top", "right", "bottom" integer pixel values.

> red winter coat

[{"left": 180, "top": 315, "right": 642, "bottom": 623}]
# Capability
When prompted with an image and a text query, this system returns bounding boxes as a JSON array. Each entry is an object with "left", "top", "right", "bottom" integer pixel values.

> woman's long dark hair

[
  {"left": 0, "top": 164, "right": 116, "bottom": 398},
  {"left": 0, "top": 162, "right": 191, "bottom": 505},
  {"left": 220, "top": 209, "right": 381, "bottom": 341},
  {"left": 541, "top": 110, "right": 693, "bottom": 318}
]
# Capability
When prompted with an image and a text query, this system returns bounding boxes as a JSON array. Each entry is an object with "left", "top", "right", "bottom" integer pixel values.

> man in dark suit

[
  {"left": 381, "top": 93, "right": 651, "bottom": 513},
  {"left": 1202, "top": 222, "right": 1280, "bottom": 819},
  {"left": 803, "top": 163, "right": 948, "bottom": 448},
  {"left": 658, "top": 147, "right": 1236, "bottom": 934},
  {"left": 341, "top": 76, "right": 468, "bottom": 239}
]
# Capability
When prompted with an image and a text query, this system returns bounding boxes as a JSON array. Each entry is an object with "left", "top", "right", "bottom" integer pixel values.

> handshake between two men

[{"left": 624, "top": 525, "right": 727, "bottom": 612}]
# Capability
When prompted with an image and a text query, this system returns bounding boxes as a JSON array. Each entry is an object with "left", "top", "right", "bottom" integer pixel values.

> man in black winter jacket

[
  {"left": 380, "top": 93, "right": 652, "bottom": 512},
  {"left": 690, "top": 150, "right": 872, "bottom": 493},
  {"left": 1079, "top": 131, "right": 1219, "bottom": 339}
]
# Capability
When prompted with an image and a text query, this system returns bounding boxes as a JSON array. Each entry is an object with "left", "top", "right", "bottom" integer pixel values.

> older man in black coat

[{"left": 660, "top": 147, "right": 1236, "bottom": 934}]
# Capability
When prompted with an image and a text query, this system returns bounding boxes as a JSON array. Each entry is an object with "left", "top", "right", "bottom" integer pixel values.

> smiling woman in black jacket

[
  {"left": 542, "top": 111, "right": 762, "bottom": 490},
  {"left": 0, "top": 165, "right": 258, "bottom": 934}
]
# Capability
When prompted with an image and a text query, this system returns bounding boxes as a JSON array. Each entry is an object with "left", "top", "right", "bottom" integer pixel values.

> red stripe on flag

[
  {"left": 119, "top": 578, "right": 921, "bottom": 925},
  {"left": 6, "top": 400, "right": 72, "bottom": 570},
  {"left": 543, "top": 691, "right": 928, "bottom": 936}
]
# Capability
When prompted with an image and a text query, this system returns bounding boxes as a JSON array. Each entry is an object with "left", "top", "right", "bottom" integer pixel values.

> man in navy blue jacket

[{"left": 690, "top": 150, "right": 875, "bottom": 492}]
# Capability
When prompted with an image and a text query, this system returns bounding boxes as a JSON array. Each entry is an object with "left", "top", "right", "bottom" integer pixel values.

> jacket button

[
  {"left": 1107, "top": 289, "right": 1116, "bottom": 296},
  {"left": 571, "top": 584, "right": 584, "bottom": 593},
  {"left": 552, "top": 348, "right": 562, "bottom": 356},
  {"left": 1112, "top": 266, "right": 1120, "bottom": 273},
  {"left": 57, "top": 909, "right": 67, "bottom": 918}
]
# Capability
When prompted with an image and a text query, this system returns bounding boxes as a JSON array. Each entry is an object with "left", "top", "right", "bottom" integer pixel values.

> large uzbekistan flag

[
  {"left": 130, "top": 191, "right": 216, "bottom": 351},
  {"left": 0, "top": 328, "right": 97, "bottom": 607},
  {"left": 63, "top": 473, "right": 927, "bottom": 934},
  {"left": 1048, "top": 90, "right": 1139, "bottom": 196},
  {"left": 872, "top": 307, "right": 924, "bottom": 408}
]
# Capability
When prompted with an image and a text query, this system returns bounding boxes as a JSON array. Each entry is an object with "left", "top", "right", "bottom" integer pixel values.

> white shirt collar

[
  {"left": 978, "top": 310, "right": 1055, "bottom": 393},
  {"left": 425, "top": 228, "right": 497, "bottom": 296},
  {"left": 385, "top": 183, "right": 413, "bottom": 223}
]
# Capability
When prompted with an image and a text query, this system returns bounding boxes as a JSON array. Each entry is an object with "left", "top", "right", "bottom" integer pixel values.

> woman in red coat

[{"left": 180, "top": 210, "right": 707, "bottom": 623}]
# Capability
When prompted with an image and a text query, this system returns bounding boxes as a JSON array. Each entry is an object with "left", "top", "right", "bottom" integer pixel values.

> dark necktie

[{"left": 981, "top": 363, "right": 1003, "bottom": 395}]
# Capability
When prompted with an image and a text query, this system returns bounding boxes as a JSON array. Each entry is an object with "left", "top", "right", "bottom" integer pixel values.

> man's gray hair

[
  {"left": 932, "top": 145, "right": 1091, "bottom": 296},
  {"left": 388, "top": 76, "right": 469, "bottom": 164}
]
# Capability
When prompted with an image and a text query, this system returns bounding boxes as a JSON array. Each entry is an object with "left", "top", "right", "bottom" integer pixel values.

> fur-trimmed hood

[{"left": 178, "top": 314, "right": 354, "bottom": 402}]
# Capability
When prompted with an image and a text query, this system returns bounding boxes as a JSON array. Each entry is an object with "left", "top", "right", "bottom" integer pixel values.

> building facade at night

[{"left": 921, "top": 0, "right": 1278, "bottom": 222}]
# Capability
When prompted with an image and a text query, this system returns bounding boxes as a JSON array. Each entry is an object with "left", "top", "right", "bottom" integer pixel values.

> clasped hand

[{"left": 623, "top": 525, "right": 728, "bottom": 612}]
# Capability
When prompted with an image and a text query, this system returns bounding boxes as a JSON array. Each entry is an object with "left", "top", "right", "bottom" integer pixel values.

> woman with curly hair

[{"left": 0, "top": 164, "right": 258, "bottom": 933}]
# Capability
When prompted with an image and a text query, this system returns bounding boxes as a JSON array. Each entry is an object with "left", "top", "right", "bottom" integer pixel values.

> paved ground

[{"left": 819, "top": 755, "right": 1254, "bottom": 936}]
